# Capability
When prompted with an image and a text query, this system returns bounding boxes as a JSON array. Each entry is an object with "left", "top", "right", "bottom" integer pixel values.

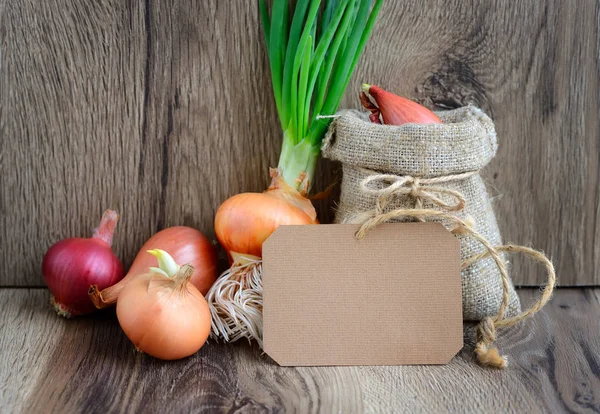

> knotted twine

[
  {"left": 360, "top": 170, "right": 478, "bottom": 216},
  {"left": 354, "top": 171, "right": 556, "bottom": 369}
]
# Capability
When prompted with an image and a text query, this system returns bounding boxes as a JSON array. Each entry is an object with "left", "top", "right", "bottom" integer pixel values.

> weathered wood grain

[
  {"left": 1, "top": 0, "right": 599, "bottom": 285},
  {"left": 1, "top": 0, "right": 148, "bottom": 285},
  {"left": 1, "top": 288, "right": 598, "bottom": 412}
]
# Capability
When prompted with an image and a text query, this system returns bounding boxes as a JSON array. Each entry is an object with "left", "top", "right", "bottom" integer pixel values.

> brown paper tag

[{"left": 262, "top": 222, "right": 463, "bottom": 366}]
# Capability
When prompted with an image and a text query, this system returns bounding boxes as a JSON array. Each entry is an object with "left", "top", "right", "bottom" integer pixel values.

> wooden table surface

[{"left": 2, "top": 288, "right": 598, "bottom": 413}]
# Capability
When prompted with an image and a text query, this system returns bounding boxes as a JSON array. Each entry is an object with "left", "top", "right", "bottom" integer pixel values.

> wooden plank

[
  {"left": 1, "top": 0, "right": 149, "bottom": 285},
  {"left": 1, "top": 288, "right": 598, "bottom": 412},
  {"left": 2, "top": 0, "right": 599, "bottom": 286}
]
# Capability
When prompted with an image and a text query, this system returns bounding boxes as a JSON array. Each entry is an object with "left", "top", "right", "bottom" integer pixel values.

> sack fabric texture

[{"left": 322, "top": 106, "right": 521, "bottom": 321}]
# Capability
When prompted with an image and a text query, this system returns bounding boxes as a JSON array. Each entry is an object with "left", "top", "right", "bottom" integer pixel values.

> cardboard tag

[{"left": 262, "top": 222, "right": 463, "bottom": 366}]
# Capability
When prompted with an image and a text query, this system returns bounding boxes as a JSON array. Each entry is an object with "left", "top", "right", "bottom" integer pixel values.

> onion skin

[
  {"left": 127, "top": 227, "right": 217, "bottom": 294},
  {"left": 42, "top": 210, "right": 124, "bottom": 317},
  {"left": 89, "top": 226, "right": 217, "bottom": 309},
  {"left": 214, "top": 170, "right": 318, "bottom": 258},
  {"left": 362, "top": 84, "right": 442, "bottom": 125},
  {"left": 215, "top": 192, "right": 315, "bottom": 257},
  {"left": 116, "top": 266, "right": 211, "bottom": 360}
]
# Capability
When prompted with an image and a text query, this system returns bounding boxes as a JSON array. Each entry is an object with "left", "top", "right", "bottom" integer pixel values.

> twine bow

[
  {"left": 361, "top": 171, "right": 478, "bottom": 215},
  {"left": 355, "top": 170, "right": 556, "bottom": 369}
]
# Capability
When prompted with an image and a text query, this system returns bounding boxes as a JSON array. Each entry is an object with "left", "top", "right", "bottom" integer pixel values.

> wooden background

[{"left": 1, "top": 0, "right": 599, "bottom": 286}]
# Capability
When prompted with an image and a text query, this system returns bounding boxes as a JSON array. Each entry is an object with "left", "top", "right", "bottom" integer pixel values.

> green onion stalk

[
  {"left": 206, "top": 0, "right": 383, "bottom": 346},
  {"left": 263, "top": 0, "right": 384, "bottom": 193}
]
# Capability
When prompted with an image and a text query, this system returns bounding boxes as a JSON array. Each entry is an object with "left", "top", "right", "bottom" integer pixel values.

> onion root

[{"left": 206, "top": 255, "right": 264, "bottom": 347}]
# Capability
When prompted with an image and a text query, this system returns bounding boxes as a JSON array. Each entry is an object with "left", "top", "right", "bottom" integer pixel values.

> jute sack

[
  {"left": 321, "top": 106, "right": 520, "bottom": 321},
  {"left": 322, "top": 106, "right": 556, "bottom": 368}
]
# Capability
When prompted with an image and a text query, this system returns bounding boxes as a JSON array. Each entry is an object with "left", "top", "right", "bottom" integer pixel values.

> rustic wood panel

[
  {"left": 1, "top": 0, "right": 149, "bottom": 285},
  {"left": 1, "top": 288, "right": 598, "bottom": 412},
  {"left": 1, "top": 0, "right": 599, "bottom": 286}
]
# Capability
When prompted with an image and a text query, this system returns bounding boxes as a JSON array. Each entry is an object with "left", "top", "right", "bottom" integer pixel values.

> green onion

[{"left": 260, "top": 0, "right": 383, "bottom": 192}]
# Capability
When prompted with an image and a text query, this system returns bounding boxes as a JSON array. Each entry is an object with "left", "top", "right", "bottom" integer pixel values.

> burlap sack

[{"left": 322, "top": 106, "right": 521, "bottom": 321}]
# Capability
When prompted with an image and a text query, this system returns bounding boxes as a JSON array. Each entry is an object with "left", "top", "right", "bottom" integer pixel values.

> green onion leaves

[{"left": 260, "top": 0, "right": 383, "bottom": 147}]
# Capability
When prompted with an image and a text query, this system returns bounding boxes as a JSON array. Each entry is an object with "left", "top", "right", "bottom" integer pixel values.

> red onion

[{"left": 42, "top": 210, "right": 124, "bottom": 317}]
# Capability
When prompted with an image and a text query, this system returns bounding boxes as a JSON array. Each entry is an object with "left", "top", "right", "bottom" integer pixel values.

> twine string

[
  {"left": 356, "top": 171, "right": 556, "bottom": 369},
  {"left": 361, "top": 171, "right": 478, "bottom": 214}
]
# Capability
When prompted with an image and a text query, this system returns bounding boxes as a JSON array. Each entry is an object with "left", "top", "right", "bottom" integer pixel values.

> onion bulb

[
  {"left": 116, "top": 249, "right": 211, "bottom": 360},
  {"left": 89, "top": 226, "right": 217, "bottom": 309},
  {"left": 208, "top": 169, "right": 318, "bottom": 346},
  {"left": 41, "top": 210, "right": 124, "bottom": 318},
  {"left": 215, "top": 169, "right": 318, "bottom": 259}
]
